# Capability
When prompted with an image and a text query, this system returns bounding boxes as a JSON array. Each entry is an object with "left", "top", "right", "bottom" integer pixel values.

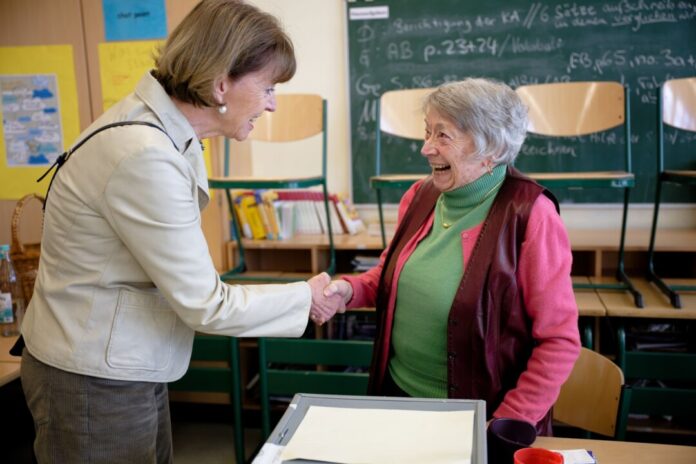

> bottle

[{"left": 0, "top": 244, "right": 25, "bottom": 337}]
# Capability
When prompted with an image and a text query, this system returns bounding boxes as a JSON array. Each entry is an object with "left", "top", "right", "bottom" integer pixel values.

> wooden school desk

[
  {"left": 0, "top": 335, "right": 21, "bottom": 387},
  {"left": 535, "top": 436, "right": 696, "bottom": 464},
  {"left": 256, "top": 394, "right": 696, "bottom": 464}
]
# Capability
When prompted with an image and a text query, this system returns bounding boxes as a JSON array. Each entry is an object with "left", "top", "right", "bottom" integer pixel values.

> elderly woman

[
  {"left": 327, "top": 78, "right": 580, "bottom": 434},
  {"left": 19, "top": 1, "right": 338, "bottom": 462}
]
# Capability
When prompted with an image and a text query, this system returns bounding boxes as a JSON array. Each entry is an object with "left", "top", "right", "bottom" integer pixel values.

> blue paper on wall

[{"left": 102, "top": 0, "right": 167, "bottom": 41}]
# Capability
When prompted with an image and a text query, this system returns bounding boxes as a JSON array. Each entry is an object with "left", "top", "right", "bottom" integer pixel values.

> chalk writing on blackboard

[{"left": 346, "top": 0, "right": 696, "bottom": 204}]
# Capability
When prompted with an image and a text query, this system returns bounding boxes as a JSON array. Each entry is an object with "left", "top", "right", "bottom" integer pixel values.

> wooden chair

[
  {"left": 647, "top": 77, "right": 696, "bottom": 308},
  {"left": 208, "top": 94, "right": 336, "bottom": 281},
  {"left": 554, "top": 347, "right": 628, "bottom": 438},
  {"left": 168, "top": 335, "right": 245, "bottom": 464},
  {"left": 257, "top": 338, "right": 373, "bottom": 441},
  {"left": 516, "top": 82, "right": 643, "bottom": 307},
  {"left": 370, "top": 87, "right": 433, "bottom": 248},
  {"left": 616, "top": 324, "right": 696, "bottom": 440}
]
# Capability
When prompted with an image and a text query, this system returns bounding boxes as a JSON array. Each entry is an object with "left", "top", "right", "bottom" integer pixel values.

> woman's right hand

[
  {"left": 323, "top": 279, "right": 353, "bottom": 307},
  {"left": 307, "top": 273, "right": 343, "bottom": 325}
]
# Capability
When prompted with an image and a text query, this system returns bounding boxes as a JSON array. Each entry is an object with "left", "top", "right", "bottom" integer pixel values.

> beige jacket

[{"left": 22, "top": 73, "right": 310, "bottom": 382}]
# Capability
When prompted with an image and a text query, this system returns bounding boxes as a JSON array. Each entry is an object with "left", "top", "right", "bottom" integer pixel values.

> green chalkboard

[{"left": 346, "top": 0, "right": 696, "bottom": 204}]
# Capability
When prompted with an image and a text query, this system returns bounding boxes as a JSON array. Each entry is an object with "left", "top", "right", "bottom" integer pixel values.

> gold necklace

[{"left": 439, "top": 177, "right": 505, "bottom": 229}]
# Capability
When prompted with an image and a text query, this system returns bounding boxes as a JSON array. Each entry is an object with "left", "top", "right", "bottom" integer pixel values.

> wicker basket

[{"left": 10, "top": 194, "right": 44, "bottom": 304}]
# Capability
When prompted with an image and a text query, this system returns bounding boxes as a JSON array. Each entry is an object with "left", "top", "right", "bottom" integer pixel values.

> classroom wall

[
  {"left": 241, "top": 0, "right": 351, "bottom": 198},
  {"left": 245, "top": 0, "right": 695, "bottom": 231},
  {"left": 0, "top": 0, "right": 227, "bottom": 270},
  {"left": 1, "top": 0, "right": 694, "bottom": 248}
]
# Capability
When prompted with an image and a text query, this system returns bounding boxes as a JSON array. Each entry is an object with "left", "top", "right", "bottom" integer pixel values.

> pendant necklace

[{"left": 439, "top": 177, "right": 505, "bottom": 229}]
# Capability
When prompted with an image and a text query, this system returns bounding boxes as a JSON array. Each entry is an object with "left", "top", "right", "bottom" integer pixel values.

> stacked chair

[
  {"left": 515, "top": 81, "right": 643, "bottom": 307},
  {"left": 646, "top": 77, "right": 696, "bottom": 308}
]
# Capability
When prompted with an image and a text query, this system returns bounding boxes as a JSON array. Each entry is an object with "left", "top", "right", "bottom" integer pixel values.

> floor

[
  {"left": 171, "top": 402, "right": 266, "bottom": 464},
  {"left": 173, "top": 421, "right": 260, "bottom": 464}
]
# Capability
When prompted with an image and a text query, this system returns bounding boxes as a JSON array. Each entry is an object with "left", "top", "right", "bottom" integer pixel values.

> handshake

[{"left": 306, "top": 272, "right": 354, "bottom": 325}]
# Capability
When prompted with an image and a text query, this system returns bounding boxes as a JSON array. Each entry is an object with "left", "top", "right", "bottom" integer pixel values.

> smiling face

[
  {"left": 216, "top": 64, "right": 278, "bottom": 141},
  {"left": 421, "top": 108, "right": 490, "bottom": 192}
]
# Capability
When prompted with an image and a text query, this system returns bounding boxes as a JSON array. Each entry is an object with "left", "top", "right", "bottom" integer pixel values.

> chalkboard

[{"left": 346, "top": 0, "right": 696, "bottom": 204}]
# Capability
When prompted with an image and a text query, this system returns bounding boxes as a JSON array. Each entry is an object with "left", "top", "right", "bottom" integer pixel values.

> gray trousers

[{"left": 21, "top": 349, "right": 173, "bottom": 464}]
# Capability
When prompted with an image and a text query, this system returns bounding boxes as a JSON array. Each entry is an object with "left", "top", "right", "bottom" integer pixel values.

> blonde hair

[
  {"left": 154, "top": 0, "right": 295, "bottom": 107},
  {"left": 425, "top": 78, "right": 528, "bottom": 165}
]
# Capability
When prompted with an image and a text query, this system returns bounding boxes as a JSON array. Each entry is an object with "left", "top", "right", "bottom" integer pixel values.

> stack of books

[{"left": 230, "top": 189, "right": 365, "bottom": 240}]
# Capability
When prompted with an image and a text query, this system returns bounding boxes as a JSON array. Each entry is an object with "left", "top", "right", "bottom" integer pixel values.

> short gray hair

[{"left": 425, "top": 78, "right": 528, "bottom": 165}]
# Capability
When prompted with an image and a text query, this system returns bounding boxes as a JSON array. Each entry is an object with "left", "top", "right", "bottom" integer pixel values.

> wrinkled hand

[
  {"left": 323, "top": 279, "right": 353, "bottom": 307},
  {"left": 307, "top": 273, "right": 345, "bottom": 325}
]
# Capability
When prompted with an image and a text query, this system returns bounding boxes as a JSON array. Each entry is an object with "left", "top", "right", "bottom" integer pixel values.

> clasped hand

[{"left": 306, "top": 273, "right": 354, "bottom": 325}]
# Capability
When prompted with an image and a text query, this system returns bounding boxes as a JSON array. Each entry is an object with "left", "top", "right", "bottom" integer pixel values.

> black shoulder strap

[{"left": 37, "top": 121, "right": 174, "bottom": 210}]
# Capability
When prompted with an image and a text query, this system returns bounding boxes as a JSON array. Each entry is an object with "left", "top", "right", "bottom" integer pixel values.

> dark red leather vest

[{"left": 368, "top": 166, "right": 559, "bottom": 435}]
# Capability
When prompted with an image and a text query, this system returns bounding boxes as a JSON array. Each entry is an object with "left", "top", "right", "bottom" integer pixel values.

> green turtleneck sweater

[{"left": 389, "top": 164, "right": 507, "bottom": 398}]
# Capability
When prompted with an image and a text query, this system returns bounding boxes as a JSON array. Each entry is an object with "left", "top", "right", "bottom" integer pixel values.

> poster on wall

[
  {"left": 0, "top": 74, "right": 63, "bottom": 166},
  {"left": 0, "top": 45, "right": 80, "bottom": 199},
  {"left": 98, "top": 40, "right": 164, "bottom": 112},
  {"left": 102, "top": 0, "right": 167, "bottom": 41},
  {"left": 98, "top": 40, "right": 214, "bottom": 176}
]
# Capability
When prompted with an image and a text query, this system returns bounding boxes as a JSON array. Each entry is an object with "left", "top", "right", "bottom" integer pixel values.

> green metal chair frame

[
  {"left": 168, "top": 335, "right": 245, "bottom": 464},
  {"left": 370, "top": 87, "right": 434, "bottom": 248},
  {"left": 257, "top": 337, "right": 373, "bottom": 440},
  {"left": 208, "top": 94, "right": 336, "bottom": 281},
  {"left": 647, "top": 77, "right": 696, "bottom": 308},
  {"left": 516, "top": 81, "right": 643, "bottom": 308},
  {"left": 616, "top": 322, "right": 696, "bottom": 439}
]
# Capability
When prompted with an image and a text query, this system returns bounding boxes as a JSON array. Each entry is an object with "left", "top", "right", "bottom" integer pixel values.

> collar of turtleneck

[{"left": 437, "top": 164, "right": 506, "bottom": 229}]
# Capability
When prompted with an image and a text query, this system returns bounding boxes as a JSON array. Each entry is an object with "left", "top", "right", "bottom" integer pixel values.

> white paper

[
  {"left": 349, "top": 6, "right": 389, "bottom": 21},
  {"left": 553, "top": 449, "right": 596, "bottom": 464},
  {"left": 252, "top": 443, "right": 284, "bottom": 464},
  {"left": 281, "top": 405, "right": 474, "bottom": 464}
]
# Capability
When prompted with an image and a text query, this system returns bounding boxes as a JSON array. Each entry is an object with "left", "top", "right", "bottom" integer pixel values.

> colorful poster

[
  {"left": 0, "top": 45, "right": 80, "bottom": 199},
  {"left": 98, "top": 41, "right": 213, "bottom": 177},
  {"left": 1, "top": 74, "right": 63, "bottom": 166},
  {"left": 98, "top": 40, "right": 163, "bottom": 112},
  {"left": 102, "top": 0, "right": 167, "bottom": 41}
]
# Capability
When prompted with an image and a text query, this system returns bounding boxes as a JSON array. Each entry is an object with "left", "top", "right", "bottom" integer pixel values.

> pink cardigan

[{"left": 344, "top": 183, "right": 580, "bottom": 425}]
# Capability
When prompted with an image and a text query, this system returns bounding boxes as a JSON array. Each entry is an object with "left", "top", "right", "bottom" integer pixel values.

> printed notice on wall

[
  {"left": 0, "top": 45, "right": 80, "bottom": 199},
  {"left": 98, "top": 40, "right": 163, "bottom": 111},
  {"left": 349, "top": 6, "right": 389, "bottom": 21},
  {"left": 102, "top": 0, "right": 167, "bottom": 41},
  {"left": 0, "top": 74, "right": 63, "bottom": 167}
]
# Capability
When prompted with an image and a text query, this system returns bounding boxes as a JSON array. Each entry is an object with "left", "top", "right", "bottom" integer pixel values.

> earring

[
  {"left": 218, "top": 105, "right": 228, "bottom": 114},
  {"left": 486, "top": 164, "right": 493, "bottom": 175}
]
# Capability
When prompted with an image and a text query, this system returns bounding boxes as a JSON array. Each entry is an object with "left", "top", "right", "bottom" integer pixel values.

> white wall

[
  {"left": 246, "top": 0, "right": 694, "bottom": 230},
  {"left": 245, "top": 0, "right": 351, "bottom": 197}
]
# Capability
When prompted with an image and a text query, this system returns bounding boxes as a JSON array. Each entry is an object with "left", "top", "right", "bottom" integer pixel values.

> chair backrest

[
  {"left": 516, "top": 81, "right": 625, "bottom": 137},
  {"left": 169, "top": 335, "right": 241, "bottom": 396},
  {"left": 258, "top": 337, "right": 374, "bottom": 438},
  {"left": 379, "top": 87, "right": 434, "bottom": 139},
  {"left": 376, "top": 87, "right": 435, "bottom": 174},
  {"left": 553, "top": 347, "right": 625, "bottom": 437},
  {"left": 252, "top": 93, "right": 325, "bottom": 142},
  {"left": 168, "top": 335, "right": 245, "bottom": 464},
  {"left": 618, "top": 349, "right": 696, "bottom": 434},
  {"left": 224, "top": 93, "right": 327, "bottom": 177},
  {"left": 662, "top": 77, "right": 696, "bottom": 132}
]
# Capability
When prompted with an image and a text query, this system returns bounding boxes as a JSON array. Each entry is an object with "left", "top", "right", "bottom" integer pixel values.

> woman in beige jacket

[{"left": 19, "top": 1, "right": 339, "bottom": 462}]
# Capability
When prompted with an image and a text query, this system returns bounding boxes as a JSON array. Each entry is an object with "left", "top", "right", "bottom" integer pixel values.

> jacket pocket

[{"left": 106, "top": 289, "right": 176, "bottom": 371}]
